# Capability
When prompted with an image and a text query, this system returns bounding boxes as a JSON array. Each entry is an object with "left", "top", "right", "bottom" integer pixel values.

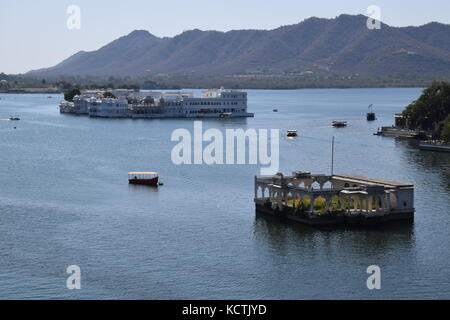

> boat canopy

[
  {"left": 128, "top": 172, "right": 159, "bottom": 178},
  {"left": 128, "top": 172, "right": 158, "bottom": 175}
]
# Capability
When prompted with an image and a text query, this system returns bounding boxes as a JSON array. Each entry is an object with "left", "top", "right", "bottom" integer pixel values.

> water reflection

[
  {"left": 128, "top": 184, "right": 160, "bottom": 192},
  {"left": 253, "top": 212, "right": 415, "bottom": 256},
  {"left": 396, "top": 138, "right": 450, "bottom": 191}
]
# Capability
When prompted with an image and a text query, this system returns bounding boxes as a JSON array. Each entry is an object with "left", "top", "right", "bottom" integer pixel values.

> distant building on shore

[{"left": 59, "top": 88, "right": 254, "bottom": 118}]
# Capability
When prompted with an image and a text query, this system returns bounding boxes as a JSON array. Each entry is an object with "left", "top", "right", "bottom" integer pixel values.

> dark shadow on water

[
  {"left": 253, "top": 212, "right": 415, "bottom": 254},
  {"left": 396, "top": 138, "right": 450, "bottom": 191},
  {"left": 128, "top": 184, "right": 159, "bottom": 192}
]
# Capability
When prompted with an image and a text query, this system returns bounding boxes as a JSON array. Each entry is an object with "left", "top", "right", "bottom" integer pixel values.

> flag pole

[{"left": 331, "top": 136, "right": 335, "bottom": 176}]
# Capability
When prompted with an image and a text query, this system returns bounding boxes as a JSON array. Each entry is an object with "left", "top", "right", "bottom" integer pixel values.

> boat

[
  {"left": 332, "top": 121, "right": 347, "bottom": 128},
  {"left": 219, "top": 112, "right": 232, "bottom": 118},
  {"left": 273, "top": 108, "right": 278, "bottom": 112},
  {"left": 287, "top": 130, "right": 298, "bottom": 137},
  {"left": 9, "top": 116, "right": 20, "bottom": 121},
  {"left": 367, "top": 104, "right": 376, "bottom": 121},
  {"left": 418, "top": 141, "right": 450, "bottom": 153},
  {"left": 128, "top": 172, "right": 159, "bottom": 186}
]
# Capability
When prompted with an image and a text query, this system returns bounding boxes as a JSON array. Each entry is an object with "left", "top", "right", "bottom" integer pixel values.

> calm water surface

[{"left": 0, "top": 89, "right": 449, "bottom": 299}]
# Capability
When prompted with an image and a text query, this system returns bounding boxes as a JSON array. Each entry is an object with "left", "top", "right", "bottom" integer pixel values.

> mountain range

[{"left": 27, "top": 14, "right": 450, "bottom": 77}]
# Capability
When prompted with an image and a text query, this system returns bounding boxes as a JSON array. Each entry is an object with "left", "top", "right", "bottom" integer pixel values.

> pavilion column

[
  {"left": 278, "top": 193, "right": 283, "bottom": 210},
  {"left": 386, "top": 193, "right": 391, "bottom": 212},
  {"left": 310, "top": 197, "right": 315, "bottom": 213},
  {"left": 365, "top": 195, "right": 369, "bottom": 212},
  {"left": 325, "top": 197, "right": 330, "bottom": 212},
  {"left": 347, "top": 196, "right": 351, "bottom": 213}
]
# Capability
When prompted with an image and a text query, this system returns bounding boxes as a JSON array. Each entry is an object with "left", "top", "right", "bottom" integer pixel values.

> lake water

[{"left": 0, "top": 89, "right": 449, "bottom": 299}]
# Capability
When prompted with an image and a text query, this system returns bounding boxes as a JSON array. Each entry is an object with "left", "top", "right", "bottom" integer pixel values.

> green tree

[
  {"left": 103, "top": 91, "right": 117, "bottom": 99},
  {"left": 440, "top": 115, "right": 450, "bottom": 142},
  {"left": 64, "top": 87, "right": 81, "bottom": 102},
  {"left": 403, "top": 81, "right": 450, "bottom": 131}
]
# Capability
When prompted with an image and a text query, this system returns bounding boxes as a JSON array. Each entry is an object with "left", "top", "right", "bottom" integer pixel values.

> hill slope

[{"left": 27, "top": 14, "right": 450, "bottom": 77}]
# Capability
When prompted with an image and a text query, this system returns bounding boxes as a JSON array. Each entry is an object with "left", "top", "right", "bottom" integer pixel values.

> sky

[{"left": 1, "top": 0, "right": 450, "bottom": 74}]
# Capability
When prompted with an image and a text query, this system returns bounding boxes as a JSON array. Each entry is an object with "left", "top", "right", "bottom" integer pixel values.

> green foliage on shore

[
  {"left": 440, "top": 115, "right": 450, "bottom": 142},
  {"left": 64, "top": 87, "right": 81, "bottom": 102},
  {"left": 403, "top": 81, "right": 450, "bottom": 136},
  {"left": 4, "top": 73, "right": 450, "bottom": 91},
  {"left": 103, "top": 91, "right": 117, "bottom": 99}
]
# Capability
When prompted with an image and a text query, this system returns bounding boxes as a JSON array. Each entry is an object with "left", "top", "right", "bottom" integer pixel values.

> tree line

[{"left": 402, "top": 81, "right": 450, "bottom": 142}]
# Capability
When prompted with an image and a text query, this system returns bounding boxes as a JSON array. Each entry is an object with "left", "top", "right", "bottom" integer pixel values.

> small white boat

[
  {"left": 9, "top": 116, "right": 20, "bottom": 121},
  {"left": 219, "top": 112, "right": 232, "bottom": 118}
]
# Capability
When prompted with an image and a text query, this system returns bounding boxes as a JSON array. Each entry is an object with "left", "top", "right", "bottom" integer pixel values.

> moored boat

[
  {"left": 332, "top": 121, "right": 347, "bottom": 128},
  {"left": 287, "top": 130, "right": 298, "bottom": 137},
  {"left": 128, "top": 172, "right": 159, "bottom": 186},
  {"left": 419, "top": 141, "right": 450, "bottom": 153},
  {"left": 9, "top": 115, "right": 20, "bottom": 121},
  {"left": 219, "top": 112, "right": 232, "bottom": 118},
  {"left": 367, "top": 104, "right": 376, "bottom": 121}
]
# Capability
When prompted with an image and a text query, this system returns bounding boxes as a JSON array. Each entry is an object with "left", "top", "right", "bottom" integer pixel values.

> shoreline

[{"left": 0, "top": 86, "right": 427, "bottom": 94}]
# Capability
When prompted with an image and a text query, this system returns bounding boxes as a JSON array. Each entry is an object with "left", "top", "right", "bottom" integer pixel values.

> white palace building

[{"left": 59, "top": 88, "right": 253, "bottom": 118}]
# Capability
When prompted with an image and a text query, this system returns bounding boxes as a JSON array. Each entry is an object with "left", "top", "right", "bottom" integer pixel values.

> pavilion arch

[
  {"left": 323, "top": 181, "right": 333, "bottom": 189},
  {"left": 314, "top": 196, "right": 327, "bottom": 213},
  {"left": 351, "top": 195, "right": 363, "bottom": 211},
  {"left": 311, "top": 181, "right": 321, "bottom": 190},
  {"left": 271, "top": 191, "right": 280, "bottom": 201},
  {"left": 303, "top": 195, "right": 312, "bottom": 208},
  {"left": 294, "top": 194, "right": 302, "bottom": 208},
  {"left": 256, "top": 186, "right": 263, "bottom": 198},
  {"left": 330, "top": 195, "right": 341, "bottom": 211},
  {"left": 368, "top": 195, "right": 383, "bottom": 211},
  {"left": 286, "top": 192, "right": 294, "bottom": 206}
]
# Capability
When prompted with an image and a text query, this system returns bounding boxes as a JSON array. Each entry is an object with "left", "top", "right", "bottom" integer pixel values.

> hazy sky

[{"left": 1, "top": 0, "right": 450, "bottom": 74}]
